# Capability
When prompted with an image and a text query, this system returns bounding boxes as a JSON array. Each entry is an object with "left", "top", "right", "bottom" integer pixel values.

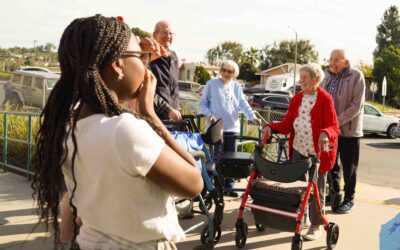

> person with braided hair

[{"left": 31, "top": 14, "right": 203, "bottom": 250}]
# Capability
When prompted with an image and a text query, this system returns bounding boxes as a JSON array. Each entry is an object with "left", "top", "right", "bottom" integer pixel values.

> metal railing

[
  {"left": 0, "top": 108, "right": 287, "bottom": 181},
  {"left": 0, "top": 111, "right": 40, "bottom": 180}
]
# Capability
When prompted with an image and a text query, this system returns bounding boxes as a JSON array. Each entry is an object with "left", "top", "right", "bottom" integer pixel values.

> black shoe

[
  {"left": 180, "top": 212, "right": 195, "bottom": 220},
  {"left": 331, "top": 193, "right": 342, "bottom": 212},
  {"left": 223, "top": 191, "right": 239, "bottom": 198},
  {"left": 335, "top": 200, "right": 355, "bottom": 214}
]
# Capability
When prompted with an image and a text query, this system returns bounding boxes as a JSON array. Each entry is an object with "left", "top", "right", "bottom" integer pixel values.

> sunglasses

[
  {"left": 221, "top": 68, "right": 234, "bottom": 74},
  {"left": 121, "top": 51, "right": 151, "bottom": 67}
]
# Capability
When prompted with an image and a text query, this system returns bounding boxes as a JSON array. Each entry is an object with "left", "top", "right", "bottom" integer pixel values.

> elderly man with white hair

[{"left": 321, "top": 49, "right": 366, "bottom": 214}]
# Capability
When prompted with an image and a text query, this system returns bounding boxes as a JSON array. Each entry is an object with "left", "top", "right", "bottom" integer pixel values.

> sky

[{"left": 0, "top": 0, "right": 399, "bottom": 66}]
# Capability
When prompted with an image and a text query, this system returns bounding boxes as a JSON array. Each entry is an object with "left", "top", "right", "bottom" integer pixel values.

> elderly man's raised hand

[{"left": 140, "top": 37, "right": 170, "bottom": 61}]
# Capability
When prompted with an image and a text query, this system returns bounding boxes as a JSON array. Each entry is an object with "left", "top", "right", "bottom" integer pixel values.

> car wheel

[{"left": 387, "top": 124, "right": 396, "bottom": 139}]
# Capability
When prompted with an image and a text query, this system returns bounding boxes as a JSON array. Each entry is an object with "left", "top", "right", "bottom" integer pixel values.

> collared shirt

[
  {"left": 326, "top": 67, "right": 349, "bottom": 101},
  {"left": 150, "top": 50, "right": 180, "bottom": 118}
]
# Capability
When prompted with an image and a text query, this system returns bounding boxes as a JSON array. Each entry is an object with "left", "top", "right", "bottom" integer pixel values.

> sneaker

[
  {"left": 335, "top": 200, "right": 355, "bottom": 214},
  {"left": 302, "top": 216, "right": 311, "bottom": 229},
  {"left": 303, "top": 225, "right": 323, "bottom": 241},
  {"left": 223, "top": 191, "right": 239, "bottom": 198}
]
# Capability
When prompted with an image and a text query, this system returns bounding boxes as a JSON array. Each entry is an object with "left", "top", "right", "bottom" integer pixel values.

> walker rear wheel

[
  {"left": 326, "top": 223, "right": 339, "bottom": 249},
  {"left": 200, "top": 223, "right": 221, "bottom": 245},
  {"left": 291, "top": 235, "right": 303, "bottom": 250}
]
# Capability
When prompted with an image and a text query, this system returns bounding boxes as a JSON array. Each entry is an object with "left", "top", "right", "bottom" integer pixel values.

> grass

[
  {"left": 0, "top": 109, "right": 40, "bottom": 173},
  {"left": 0, "top": 71, "right": 11, "bottom": 81},
  {"left": 366, "top": 100, "right": 399, "bottom": 113}
]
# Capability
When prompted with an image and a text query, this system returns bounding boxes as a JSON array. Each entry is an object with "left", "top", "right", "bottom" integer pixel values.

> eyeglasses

[
  {"left": 328, "top": 58, "right": 345, "bottom": 64},
  {"left": 121, "top": 51, "right": 151, "bottom": 67},
  {"left": 158, "top": 31, "right": 175, "bottom": 37},
  {"left": 221, "top": 68, "right": 234, "bottom": 74}
]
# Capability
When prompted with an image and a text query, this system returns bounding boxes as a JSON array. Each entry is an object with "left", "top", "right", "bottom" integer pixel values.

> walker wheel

[
  {"left": 291, "top": 236, "right": 303, "bottom": 250},
  {"left": 235, "top": 222, "right": 248, "bottom": 248},
  {"left": 200, "top": 223, "right": 221, "bottom": 245},
  {"left": 255, "top": 222, "right": 266, "bottom": 232},
  {"left": 326, "top": 223, "right": 339, "bottom": 249}
]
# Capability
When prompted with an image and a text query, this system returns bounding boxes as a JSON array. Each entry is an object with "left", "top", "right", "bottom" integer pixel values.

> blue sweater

[{"left": 199, "top": 78, "right": 256, "bottom": 132}]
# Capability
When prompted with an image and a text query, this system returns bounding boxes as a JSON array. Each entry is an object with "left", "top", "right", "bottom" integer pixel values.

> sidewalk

[{"left": 1, "top": 171, "right": 399, "bottom": 250}]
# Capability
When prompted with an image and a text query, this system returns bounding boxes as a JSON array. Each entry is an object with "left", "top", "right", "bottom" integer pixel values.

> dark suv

[{"left": 249, "top": 93, "right": 291, "bottom": 110}]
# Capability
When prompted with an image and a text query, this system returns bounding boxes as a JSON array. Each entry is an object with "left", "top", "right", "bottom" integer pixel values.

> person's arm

[
  {"left": 319, "top": 95, "right": 339, "bottom": 152},
  {"left": 265, "top": 95, "right": 298, "bottom": 135},
  {"left": 237, "top": 84, "right": 260, "bottom": 124},
  {"left": 198, "top": 82, "right": 213, "bottom": 118},
  {"left": 337, "top": 71, "right": 365, "bottom": 126},
  {"left": 130, "top": 69, "right": 202, "bottom": 198}
]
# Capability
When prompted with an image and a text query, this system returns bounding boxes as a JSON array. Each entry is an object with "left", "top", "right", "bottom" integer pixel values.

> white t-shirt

[{"left": 62, "top": 113, "right": 185, "bottom": 249}]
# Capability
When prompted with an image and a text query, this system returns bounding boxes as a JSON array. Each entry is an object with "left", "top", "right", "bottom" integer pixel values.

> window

[
  {"left": 186, "top": 70, "right": 190, "bottom": 80},
  {"left": 34, "top": 78, "right": 44, "bottom": 88},
  {"left": 364, "top": 105, "right": 380, "bottom": 116},
  {"left": 11, "top": 74, "right": 22, "bottom": 84},
  {"left": 22, "top": 76, "right": 33, "bottom": 86},
  {"left": 178, "top": 82, "right": 191, "bottom": 92},
  {"left": 46, "top": 79, "right": 58, "bottom": 89}
]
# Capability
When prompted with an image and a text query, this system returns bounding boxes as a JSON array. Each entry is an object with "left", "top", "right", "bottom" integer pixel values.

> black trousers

[{"left": 330, "top": 136, "right": 360, "bottom": 201}]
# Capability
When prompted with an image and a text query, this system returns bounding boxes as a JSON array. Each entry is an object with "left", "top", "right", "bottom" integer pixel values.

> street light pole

[{"left": 288, "top": 26, "right": 298, "bottom": 94}]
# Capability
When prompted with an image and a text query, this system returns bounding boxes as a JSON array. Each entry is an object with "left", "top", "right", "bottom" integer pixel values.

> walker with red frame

[{"left": 234, "top": 130, "right": 339, "bottom": 250}]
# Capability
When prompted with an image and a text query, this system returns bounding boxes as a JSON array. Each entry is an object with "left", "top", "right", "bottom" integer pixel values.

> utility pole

[{"left": 288, "top": 26, "right": 298, "bottom": 94}]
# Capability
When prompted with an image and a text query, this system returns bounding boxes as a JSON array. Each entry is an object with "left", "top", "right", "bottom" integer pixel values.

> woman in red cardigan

[{"left": 263, "top": 63, "right": 339, "bottom": 241}]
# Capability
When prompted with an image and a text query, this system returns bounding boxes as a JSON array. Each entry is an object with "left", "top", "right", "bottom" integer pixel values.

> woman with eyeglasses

[
  {"left": 199, "top": 60, "right": 261, "bottom": 197},
  {"left": 32, "top": 14, "right": 203, "bottom": 250}
]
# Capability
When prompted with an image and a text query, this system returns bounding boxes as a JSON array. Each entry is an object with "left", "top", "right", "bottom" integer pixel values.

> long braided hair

[{"left": 31, "top": 14, "right": 162, "bottom": 249}]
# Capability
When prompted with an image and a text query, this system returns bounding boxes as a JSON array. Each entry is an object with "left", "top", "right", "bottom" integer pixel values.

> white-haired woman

[
  {"left": 199, "top": 60, "right": 260, "bottom": 197},
  {"left": 263, "top": 63, "right": 339, "bottom": 241}
]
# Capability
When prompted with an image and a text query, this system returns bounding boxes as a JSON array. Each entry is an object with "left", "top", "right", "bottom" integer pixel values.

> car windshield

[{"left": 46, "top": 78, "right": 59, "bottom": 89}]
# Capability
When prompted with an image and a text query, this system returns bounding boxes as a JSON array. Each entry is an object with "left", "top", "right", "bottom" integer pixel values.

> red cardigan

[{"left": 265, "top": 87, "right": 339, "bottom": 174}]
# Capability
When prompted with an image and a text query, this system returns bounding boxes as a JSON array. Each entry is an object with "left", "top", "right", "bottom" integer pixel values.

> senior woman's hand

[{"left": 318, "top": 131, "right": 330, "bottom": 152}]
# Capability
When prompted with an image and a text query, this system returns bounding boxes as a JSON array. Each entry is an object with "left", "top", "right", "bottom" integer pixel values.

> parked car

[
  {"left": 249, "top": 93, "right": 291, "bottom": 111},
  {"left": 394, "top": 121, "right": 400, "bottom": 139},
  {"left": 7, "top": 69, "right": 60, "bottom": 108},
  {"left": 363, "top": 103, "right": 399, "bottom": 139},
  {"left": 178, "top": 81, "right": 202, "bottom": 101}
]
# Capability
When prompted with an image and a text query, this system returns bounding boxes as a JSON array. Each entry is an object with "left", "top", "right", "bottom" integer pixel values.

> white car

[
  {"left": 363, "top": 104, "right": 400, "bottom": 139},
  {"left": 394, "top": 121, "right": 400, "bottom": 138}
]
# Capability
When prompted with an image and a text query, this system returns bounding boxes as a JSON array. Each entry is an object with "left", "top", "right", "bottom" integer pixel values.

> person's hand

[
  {"left": 140, "top": 37, "right": 170, "bottom": 61},
  {"left": 208, "top": 115, "right": 216, "bottom": 124},
  {"left": 133, "top": 68, "right": 157, "bottom": 117},
  {"left": 263, "top": 126, "right": 272, "bottom": 141},
  {"left": 318, "top": 131, "right": 330, "bottom": 152},
  {"left": 252, "top": 117, "right": 261, "bottom": 126},
  {"left": 168, "top": 108, "right": 182, "bottom": 122}
]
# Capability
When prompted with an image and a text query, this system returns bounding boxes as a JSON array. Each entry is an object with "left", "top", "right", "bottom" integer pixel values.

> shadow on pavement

[
  {"left": 384, "top": 198, "right": 400, "bottom": 206},
  {"left": 366, "top": 142, "right": 400, "bottom": 149}
]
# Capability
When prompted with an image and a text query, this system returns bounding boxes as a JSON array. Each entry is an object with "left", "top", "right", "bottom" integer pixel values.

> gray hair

[
  {"left": 153, "top": 20, "right": 170, "bottom": 33},
  {"left": 299, "top": 63, "right": 325, "bottom": 84},
  {"left": 220, "top": 60, "right": 240, "bottom": 78}
]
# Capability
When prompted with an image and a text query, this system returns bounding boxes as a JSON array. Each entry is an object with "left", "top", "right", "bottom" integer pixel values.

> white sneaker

[
  {"left": 302, "top": 216, "right": 311, "bottom": 229},
  {"left": 303, "top": 225, "right": 323, "bottom": 241}
]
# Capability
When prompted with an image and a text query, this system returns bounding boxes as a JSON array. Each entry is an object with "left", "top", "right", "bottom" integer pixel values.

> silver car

[
  {"left": 363, "top": 104, "right": 400, "bottom": 139},
  {"left": 394, "top": 121, "right": 400, "bottom": 139}
]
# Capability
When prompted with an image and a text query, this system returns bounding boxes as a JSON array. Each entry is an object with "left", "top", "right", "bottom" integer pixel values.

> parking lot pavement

[{"left": 1, "top": 172, "right": 399, "bottom": 250}]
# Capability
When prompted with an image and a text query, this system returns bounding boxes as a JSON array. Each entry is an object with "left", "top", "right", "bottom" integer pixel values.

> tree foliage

[
  {"left": 206, "top": 41, "right": 244, "bottom": 66},
  {"left": 194, "top": 65, "right": 211, "bottom": 85},
  {"left": 131, "top": 27, "right": 152, "bottom": 38},
  {"left": 356, "top": 61, "right": 373, "bottom": 77},
  {"left": 374, "top": 5, "right": 400, "bottom": 57},
  {"left": 238, "top": 62, "right": 260, "bottom": 83},
  {"left": 259, "top": 40, "right": 318, "bottom": 70},
  {"left": 373, "top": 45, "right": 400, "bottom": 107}
]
